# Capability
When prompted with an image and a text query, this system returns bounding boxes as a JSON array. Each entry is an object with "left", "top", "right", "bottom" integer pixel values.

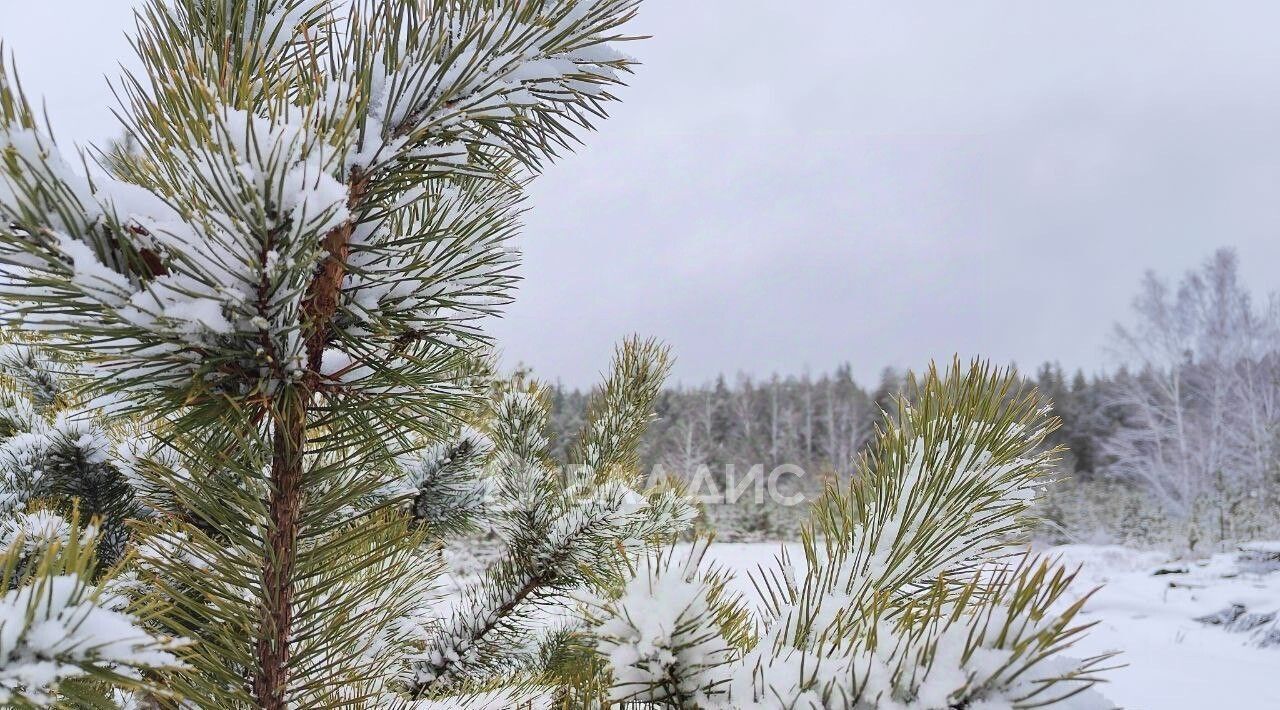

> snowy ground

[{"left": 700, "top": 542, "right": 1280, "bottom": 710}]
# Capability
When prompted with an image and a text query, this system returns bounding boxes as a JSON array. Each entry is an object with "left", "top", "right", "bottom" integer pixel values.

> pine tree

[
  {"left": 0, "top": 0, "right": 676, "bottom": 705},
  {"left": 0, "top": 2, "right": 1117, "bottom": 708}
]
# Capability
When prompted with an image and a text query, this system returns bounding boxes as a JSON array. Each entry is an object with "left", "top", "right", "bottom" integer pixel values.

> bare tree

[{"left": 1104, "top": 249, "right": 1280, "bottom": 519}]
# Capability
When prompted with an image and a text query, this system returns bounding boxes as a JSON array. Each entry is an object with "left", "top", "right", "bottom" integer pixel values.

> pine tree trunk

[
  {"left": 255, "top": 397, "right": 306, "bottom": 710},
  {"left": 252, "top": 174, "right": 363, "bottom": 707}
]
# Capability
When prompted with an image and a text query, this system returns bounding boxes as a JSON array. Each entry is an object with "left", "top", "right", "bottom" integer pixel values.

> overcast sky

[{"left": 4, "top": 1, "right": 1279, "bottom": 388}]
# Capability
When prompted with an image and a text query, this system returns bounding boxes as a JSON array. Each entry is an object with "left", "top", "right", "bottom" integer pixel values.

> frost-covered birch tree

[{"left": 1104, "top": 249, "right": 1280, "bottom": 523}]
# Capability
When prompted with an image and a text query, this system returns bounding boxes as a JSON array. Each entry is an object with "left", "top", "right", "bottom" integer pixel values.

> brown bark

[
  {"left": 303, "top": 173, "right": 368, "bottom": 377},
  {"left": 253, "top": 405, "right": 305, "bottom": 710}
]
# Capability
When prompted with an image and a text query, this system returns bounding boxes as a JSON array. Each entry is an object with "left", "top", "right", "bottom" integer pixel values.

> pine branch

[
  {"left": 0, "top": 507, "right": 184, "bottom": 707},
  {"left": 576, "top": 361, "right": 1118, "bottom": 709},
  {"left": 587, "top": 537, "right": 752, "bottom": 709},
  {"left": 414, "top": 342, "right": 694, "bottom": 702}
]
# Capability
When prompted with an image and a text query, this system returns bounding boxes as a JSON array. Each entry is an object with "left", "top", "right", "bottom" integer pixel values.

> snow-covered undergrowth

[{"left": 671, "top": 541, "right": 1280, "bottom": 709}]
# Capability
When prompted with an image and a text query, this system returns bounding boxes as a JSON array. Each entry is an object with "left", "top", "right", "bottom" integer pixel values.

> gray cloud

[{"left": 4, "top": 0, "right": 1279, "bottom": 387}]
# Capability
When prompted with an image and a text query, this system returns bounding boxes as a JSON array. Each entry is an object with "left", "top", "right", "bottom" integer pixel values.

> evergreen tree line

[
  {"left": 543, "top": 248, "right": 1280, "bottom": 545},
  {"left": 544, "top": 362, "right": 1113, "bottom": 481}
]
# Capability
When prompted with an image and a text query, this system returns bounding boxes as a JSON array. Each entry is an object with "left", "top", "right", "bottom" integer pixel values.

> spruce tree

[{"left": 0, "top": 1, "right": 1116, "bottom": 707}]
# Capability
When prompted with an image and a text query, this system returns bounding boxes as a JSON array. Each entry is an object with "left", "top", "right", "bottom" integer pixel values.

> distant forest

[
  {"left": 543, "top": 361, "right": 1118, "bottom": 483},
  {"left": 542, "top": 249, "right": 1280, "bottom": 545}
]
